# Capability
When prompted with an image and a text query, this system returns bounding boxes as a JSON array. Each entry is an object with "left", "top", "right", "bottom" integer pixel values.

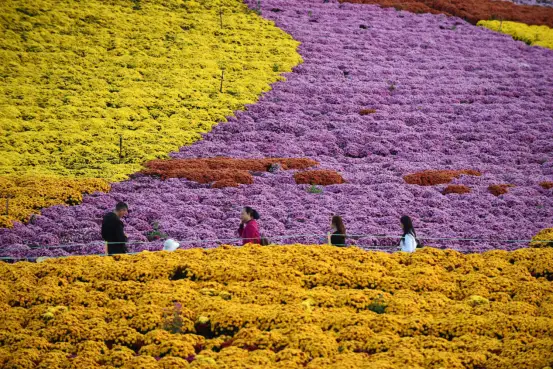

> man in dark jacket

[{"left": 101, "top": 202, "right": 129, "bottom": 255}]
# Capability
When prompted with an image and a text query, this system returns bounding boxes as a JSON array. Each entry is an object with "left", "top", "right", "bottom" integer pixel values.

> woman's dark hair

[
  {"left": 400, "top": 215, "right": 416, "bottom": 238},
  {"left": 331, "top": 215, "right": 346, "bottom": 236},
  {"left": 244, "top": 206, "right": 260, "bottom": 220}
]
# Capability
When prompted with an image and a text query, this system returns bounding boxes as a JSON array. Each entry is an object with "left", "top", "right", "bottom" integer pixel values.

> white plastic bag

[{"left": 163, "top": 239, "right": 180, "bottom": 252}]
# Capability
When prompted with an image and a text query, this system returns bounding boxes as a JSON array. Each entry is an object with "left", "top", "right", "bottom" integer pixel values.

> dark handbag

[{"left": 260, "top": 236, "right": 270, "bottom": 246}]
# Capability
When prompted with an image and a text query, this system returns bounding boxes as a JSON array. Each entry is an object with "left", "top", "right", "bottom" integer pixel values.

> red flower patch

[
  {"left": 488, "top": 184, "right": 514, "bottom": 196},
  {"left": 140, "top": 157, "right": 318, "bottom": 188},
  {"left": 294, "top": 170, "right": 346, "bottom": 186},
  {"left": 442, "top": 184, "right": 471, "bottom": 195},
  {"left": 359, "top": 108, "right": 377, "bottom": 115},
  {"left": 403, "top": 169, "right": 481, "bottom": 186},
  {"left": 539, "top": 181, "right": 553, "bottom": 190}
]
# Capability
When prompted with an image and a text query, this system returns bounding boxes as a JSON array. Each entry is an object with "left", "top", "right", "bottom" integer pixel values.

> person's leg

[{"left": 107, "top": 243, "right": 125, "bottom": 255}]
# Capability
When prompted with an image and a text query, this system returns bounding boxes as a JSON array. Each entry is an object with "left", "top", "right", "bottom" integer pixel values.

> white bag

[{"left": 163, "top": 239, "right": 180, "bottom": 252}]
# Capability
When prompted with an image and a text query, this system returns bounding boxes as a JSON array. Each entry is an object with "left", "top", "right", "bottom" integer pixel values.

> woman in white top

[{"left": 399, "top": 215, "right": 418, "bottom": 252}]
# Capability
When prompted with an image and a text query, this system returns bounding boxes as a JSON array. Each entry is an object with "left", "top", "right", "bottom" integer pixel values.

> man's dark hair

[{"left": 115, "top": 202, "right": 128, "bottom": 211}]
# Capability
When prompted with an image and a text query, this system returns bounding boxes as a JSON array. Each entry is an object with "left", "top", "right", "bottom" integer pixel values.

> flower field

[
  {"left": 1, "top": 0, "right": 553, "bottom": 367},
  {"left": 1, "top": 246, "right": 553, "bottom": 368},
  {"left": 2, "top": 0, "right": 552, "bottom": 258},
  {"left": 0, "top": 0, "right": 302, "bottom": 227}
]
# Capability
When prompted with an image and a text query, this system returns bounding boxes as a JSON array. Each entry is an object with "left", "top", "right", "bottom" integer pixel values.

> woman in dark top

[{"left": 328, "top": 215, "right": 346, "bottom": 247}]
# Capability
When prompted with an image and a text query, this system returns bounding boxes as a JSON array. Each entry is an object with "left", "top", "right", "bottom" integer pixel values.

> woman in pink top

[{"left": 238, "top": 206, "right": 261, "bottom": 245}]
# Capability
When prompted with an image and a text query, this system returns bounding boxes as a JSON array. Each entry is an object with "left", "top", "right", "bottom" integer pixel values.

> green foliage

[
  {"left": 131, "top": 0, "right": 142, "bottom": 11},
  {"left": 368, "top": 294, "right": 387, "bottom": 314},
  {"left": 146, "top": 221, "right": 168, "bottom": 241},
  {"left": 307, "top": 184, "right": 323, "bottom": 194},
  {"left": 162, "top": 302, "right": 185, "bottom": 334}
]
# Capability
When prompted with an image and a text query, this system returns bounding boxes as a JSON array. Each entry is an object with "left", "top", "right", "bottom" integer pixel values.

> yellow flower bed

[
  {"left": 478, "top": 20, "right": 553, "bottom": 49},
  {"left": 1, "top": 245, "right": 553, "bottom": 368},
  {"left": 0, "top": 0, "right": 302, "bottom": 227},
  {"left": 0, "top": 175, "right": 110, "bottom": 226},
  {"left": 530, "top": 227, "right": 553, "bottom": 248}
]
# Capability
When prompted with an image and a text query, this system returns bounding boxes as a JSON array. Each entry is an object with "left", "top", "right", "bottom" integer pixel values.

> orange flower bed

[
  {"left": 442, "top": 184, "right": 471, "bottom": 195},
  {"left": 488, "top": 184, "right": 513, "bottom": 196},
  {"left": 403, "top": 169, "right": 481, "bottom": 186},
  {"left": 1, "top": 246, "right": 553, "bottom": 368},
  {"left": 0, "top": 176, "right": 110, "bottom": 228},
  {"left": 340, "top": 0, "right": 553, "bottom": 28},
  {"left": 140, "top": 158, "right": 318, "bottom": 188},
  {"left": 294, "top": 170, "right": 346, "bottom": 186}
]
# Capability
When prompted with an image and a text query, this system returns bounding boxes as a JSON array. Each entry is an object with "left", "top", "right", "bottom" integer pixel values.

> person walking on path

[
  {"left": 238, "top": 206, "right": 261, "bottom": 245},
  {"left": 399, "top": 215, "right": 418, "bottom": 253},
  {"left": 328, "top": 215, "right": 347, "bottom": 247},
  {"left": 101, "top": 202, "right": 129, "bottom": 255}
]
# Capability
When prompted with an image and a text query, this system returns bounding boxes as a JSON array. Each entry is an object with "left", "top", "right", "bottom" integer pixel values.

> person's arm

[
  {"left": 101, "top": 214, "right": 110, "bottom": 241},
  {"left": 327, "top": 232, "right": 332, "bottom": 245},
  {"left": 101, "top": 215, "right": 111, "bottom": 255},
  {"left": 238, "top": 223, "right": 244, "bottom": 237},
  {"left": 114, "top": 220, "right": 127, "bottom": 243}
]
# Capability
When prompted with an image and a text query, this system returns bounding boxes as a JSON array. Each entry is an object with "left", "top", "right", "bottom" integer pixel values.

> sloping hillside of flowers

[
  {"left": 2, "top": 0, "right": 552, "bottom": 258},
  {"left": 1, "top": 246, "right": 553, "bottom": 368},
  {"left": 0, "top": 0, "right": 302, "bottom": 227}
]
